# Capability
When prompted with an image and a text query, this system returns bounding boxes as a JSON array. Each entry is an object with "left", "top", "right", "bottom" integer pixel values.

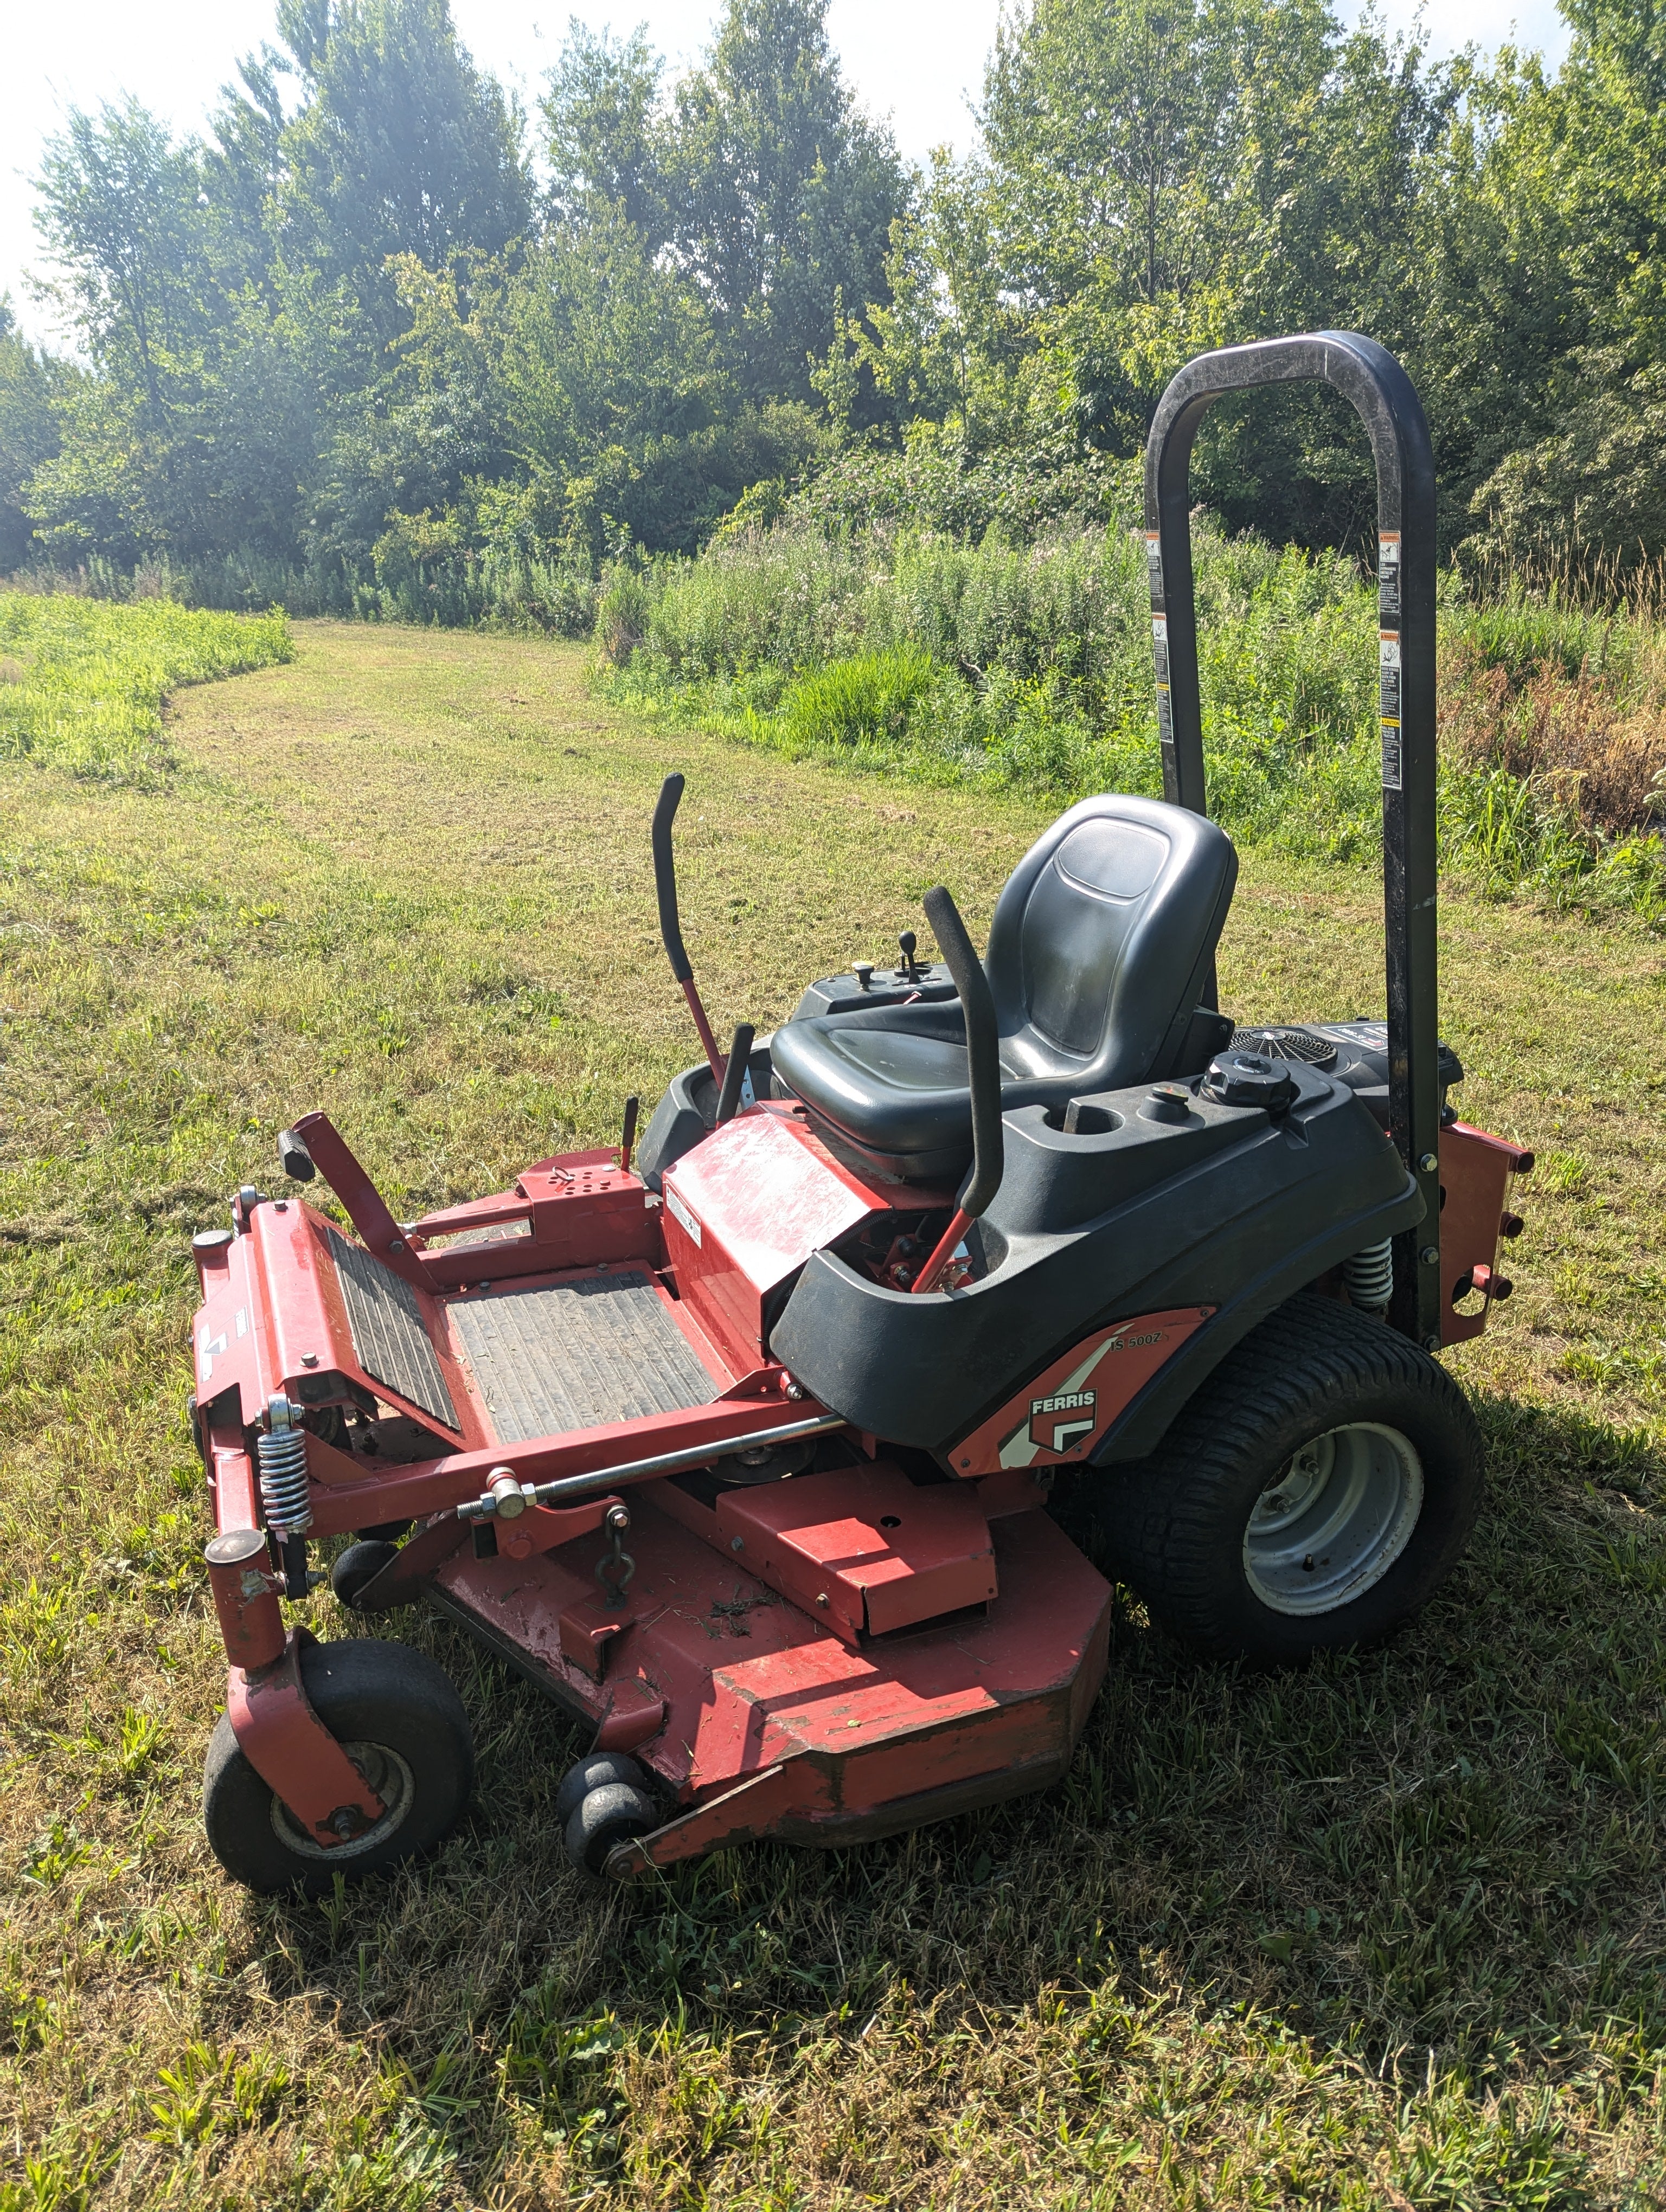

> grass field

[
  {"left": 599, "top": 524, "right": 1666, "bottom": 927},
  {"left": 3, "top": 619, "right": 1666, "bottom": 2209}
]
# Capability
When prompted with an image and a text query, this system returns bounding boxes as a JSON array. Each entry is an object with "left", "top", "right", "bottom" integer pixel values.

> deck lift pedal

[{"left": 189, "top": 333, "right": 1533, "bottom": 1893}]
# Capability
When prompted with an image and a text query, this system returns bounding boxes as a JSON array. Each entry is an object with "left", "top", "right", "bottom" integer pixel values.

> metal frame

[{"left": 1144, "top": 331, "right": 1441, "bottom": 1345}]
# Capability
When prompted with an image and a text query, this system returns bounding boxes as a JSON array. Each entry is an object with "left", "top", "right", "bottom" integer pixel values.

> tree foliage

[
  {"left": 7, "top": 0, "right": 1666, "bottom": 587},
  {"left": 0, "top": 299, "right": 71, "bottom": 570}
]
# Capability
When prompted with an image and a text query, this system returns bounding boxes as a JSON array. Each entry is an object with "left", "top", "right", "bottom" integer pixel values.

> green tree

[
  {"left": 542, "top": 23, "right": 671, "bottom": 241},
  {"left": 0, "top": 300, "right": 71, "bottom": 570},
  {"left": 667, "top": 0, "right": 909, "bottom": 408},
  {"left": 25, "top": 1, "right": 534, "bottom": 569},
  {"left": 378, "top": 214, "right": 819, "bottom": 563},
  {"left": 1455, "top": 0, "right": 1666, "bottom": 563},
  {"left": 33, "top": 100, "right": 216, "bottom": 414},
  {"left": 958, "top": 0, "right": 1457, "bottom": 543},
  {"left": 273, "top": 0, "right": 531, "bottom": 370}
]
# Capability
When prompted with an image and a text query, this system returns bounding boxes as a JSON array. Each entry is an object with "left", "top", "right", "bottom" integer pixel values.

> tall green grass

[
  {"left": 598, "top": 524, "right": 1666, "bottom": 922},
  {"left": 0, "top": 594, "right": 294, "bottom": 781},
  {"left": 5, "top": 544, "right": 598, "bottom": 633}
]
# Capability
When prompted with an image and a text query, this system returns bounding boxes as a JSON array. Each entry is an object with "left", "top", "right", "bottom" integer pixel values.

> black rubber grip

[
  {"left": 715, "top": 1024, "right": 755, "bottom": 1125},
  {"left": 652, "top": 773, "right": 693, "bottom": 983},
  {"left": 922, "top": 885, "right": 1003, "bottom": 1218}
]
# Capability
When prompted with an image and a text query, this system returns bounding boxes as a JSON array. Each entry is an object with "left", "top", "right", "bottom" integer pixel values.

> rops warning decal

[
  {"left": 1379, "top": 629, "right": 1402, "bottom": 792},
  {"left": 1378, "top": 531, "right": 1401, "bottom": 622}
]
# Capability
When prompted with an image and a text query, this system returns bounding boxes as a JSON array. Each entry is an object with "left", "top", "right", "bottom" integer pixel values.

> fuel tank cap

[{"left": 1201, "top": 1049, "right": 1298, "bottom": 1112}]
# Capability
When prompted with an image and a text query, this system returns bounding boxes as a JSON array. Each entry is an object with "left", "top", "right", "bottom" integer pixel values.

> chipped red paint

[
  {"left": 662, "top": 1105, "right": 904, "bottom": 1370},
  {"left": 429, "top": 1482, "right": 1111, "bottom": 1872},
  {"left": 193, "top": 1108, "right": 1113, "bottom": 1877},
  {"left": 715, "top": 1464, "right": 997, "bottom": 1643}
]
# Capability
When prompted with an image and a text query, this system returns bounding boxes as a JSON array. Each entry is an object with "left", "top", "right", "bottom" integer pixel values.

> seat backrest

[{"left": 984, "top": 793, "right": 1237, "bottom": 1088}]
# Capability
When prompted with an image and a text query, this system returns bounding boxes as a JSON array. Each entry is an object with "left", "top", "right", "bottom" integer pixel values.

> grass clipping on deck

[{"left": 0, "top": 594, "right": 293, "bottom": 781}]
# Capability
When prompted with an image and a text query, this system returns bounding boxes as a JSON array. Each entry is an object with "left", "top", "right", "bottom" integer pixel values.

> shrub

[{"left": 776, "top": 647, "right": 937, "bottom": 751}]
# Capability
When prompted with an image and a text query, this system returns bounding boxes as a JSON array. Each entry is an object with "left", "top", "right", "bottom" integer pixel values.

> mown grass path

[{"left": 3, "top": 620, "right": 1665, "bottom": 2208}]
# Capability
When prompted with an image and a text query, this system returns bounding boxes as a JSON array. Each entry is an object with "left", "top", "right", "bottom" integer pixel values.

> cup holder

[{"left": 1061, "top": 1099, "right": 1122, "bottom": 1137}]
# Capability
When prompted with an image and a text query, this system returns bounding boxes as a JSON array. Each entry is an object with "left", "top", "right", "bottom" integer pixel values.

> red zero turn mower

[{"left": 191, "top": 334, "right": 1533, "bottom": 1893}]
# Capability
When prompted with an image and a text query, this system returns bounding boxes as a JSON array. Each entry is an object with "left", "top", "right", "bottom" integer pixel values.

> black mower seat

[{"left": 771, "top": 793, "right": 1238, "bottom": 1178}]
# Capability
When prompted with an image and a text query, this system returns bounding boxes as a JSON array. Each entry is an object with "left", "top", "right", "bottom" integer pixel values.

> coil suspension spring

[
  {"left": 1342, "top": 1237, "right": 1395, "bottom": 1313},
  {"left": 258, "top": 1394, "right": 312, "bottom": 1535}
]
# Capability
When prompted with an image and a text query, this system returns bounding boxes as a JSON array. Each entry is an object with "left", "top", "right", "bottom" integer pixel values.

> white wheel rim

[
  {"left": 270, "top": 1740, "right": 415, "bottom": 1861},
  {"left": 1242, "top": 1423, "right": 1424, "bottom": 1617}
]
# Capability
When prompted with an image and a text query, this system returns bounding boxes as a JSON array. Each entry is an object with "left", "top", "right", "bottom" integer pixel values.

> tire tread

[{"left": 1098, "top": 1294, "right": 1483, "bottom": 1661}]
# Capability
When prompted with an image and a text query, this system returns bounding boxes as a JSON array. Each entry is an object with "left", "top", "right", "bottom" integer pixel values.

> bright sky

[{"left": 2, "top": 0, "right": 1573, "bottom": 348}]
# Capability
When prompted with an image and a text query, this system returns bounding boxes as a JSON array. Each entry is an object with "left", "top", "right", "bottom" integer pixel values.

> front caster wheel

[
  {"left": 330, "top": 1539, "right": 400, "bottom": 1610},
  {"left": 1095, "top": 1292, "right": 1484, "bottom": 1664},
  {"left": 563, "top": 1781, "right": 660, "bottom": 1876},
  {"left": 554, "top": 1751, "right": 647, "bottom": 1827},
  {"left": 202, "top": 1639, "right": 473, "bottom": 1895}
]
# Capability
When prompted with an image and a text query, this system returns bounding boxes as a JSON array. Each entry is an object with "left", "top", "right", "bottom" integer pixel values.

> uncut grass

[
  {"left": 2, "top": 622, "right": 1666, "bottom": 2205},
  {"left": 0, "top": 594, "right": 292, "bottom": 783},
  {"left": 600, "top": 524, "right": 1666, "bottom": 925}
]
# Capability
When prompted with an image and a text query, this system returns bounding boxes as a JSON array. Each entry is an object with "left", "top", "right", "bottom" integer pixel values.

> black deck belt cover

[
  {"left": 449, "top": 1270, "right": 714, "bottom": 1443},
  {"left": 328, "top": 1229, "right": 460, "bottom": 1429}
]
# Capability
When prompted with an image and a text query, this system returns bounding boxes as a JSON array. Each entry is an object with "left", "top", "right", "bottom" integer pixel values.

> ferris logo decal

[
  {"left": 956, "top": 1309, "right": 1213, "bottom": 1474},
  {"left": 1030, "top": 1388, "right": 1097, "bottom": 1455}
]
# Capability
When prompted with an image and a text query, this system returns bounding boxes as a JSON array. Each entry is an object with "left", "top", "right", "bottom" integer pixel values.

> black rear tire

[
  {"left": 1094, "top": 1293, "right": 1483, "bottom": 1664},
  {"left": 202, "top": 1638, "right": 473, "bottom": 1895}
]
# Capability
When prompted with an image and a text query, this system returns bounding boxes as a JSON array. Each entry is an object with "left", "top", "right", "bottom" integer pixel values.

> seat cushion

[
  {"left": 770, "top": 1009, "right": 1058, "bottom": 1178},
  {"left": 773, "top": 792, "right": 1238, "bottom": 1180}
]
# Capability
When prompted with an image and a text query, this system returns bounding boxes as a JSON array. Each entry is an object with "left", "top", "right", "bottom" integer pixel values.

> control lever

[
  {"left": 896, "top": 928, "right": 920, "bottom": 983},
  {"left": 715, "top": 1024, "right": 755, "bottom": 1125},
  {"left": 651, "top": 773, "right": 725, "bottom": 1082},
  {"left": 912, "top": 887, "right": 1004, "bottom": 1294}
]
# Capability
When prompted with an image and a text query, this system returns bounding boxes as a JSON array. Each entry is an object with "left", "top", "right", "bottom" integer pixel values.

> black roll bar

[{"left": 1144, "top": 331, "right": 1440, "bottom": 1346}]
